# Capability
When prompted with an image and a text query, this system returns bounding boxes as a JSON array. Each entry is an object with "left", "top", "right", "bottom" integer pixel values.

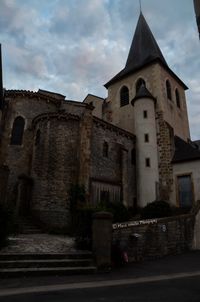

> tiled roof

[{"left": 172, "top": 136, "right": 200, "bottom": 163}]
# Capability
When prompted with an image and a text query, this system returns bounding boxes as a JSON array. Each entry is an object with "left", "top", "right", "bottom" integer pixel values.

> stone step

[
  {"left": 19, "top": 229, "right": 43, "bottom": 234},
  {"left": 0, "top": 266, "right": 97, "bottom": 278},
  {"left": 0, "top": 252, "right": 93, "bottom": 261},
  {"left": 0, "top": 258, "right": 93, "bottom": 268}
]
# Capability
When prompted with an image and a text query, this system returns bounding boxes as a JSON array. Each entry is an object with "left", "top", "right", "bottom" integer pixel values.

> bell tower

[{"left": 103, "top": 13, "right": 190, "bottom": 206}]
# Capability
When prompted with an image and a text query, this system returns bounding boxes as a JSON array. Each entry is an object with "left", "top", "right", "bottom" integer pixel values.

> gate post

[{"left": 92, "top": 211, "right": 113, "bottom": 270}]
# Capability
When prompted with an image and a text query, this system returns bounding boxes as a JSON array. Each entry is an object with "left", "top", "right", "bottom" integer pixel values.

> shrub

[
  {"left": 140, "top": 200, "right": 172, "bottom": 219},
  {"left": 99, "top": 201, "right": 130, "bottom": 223}
]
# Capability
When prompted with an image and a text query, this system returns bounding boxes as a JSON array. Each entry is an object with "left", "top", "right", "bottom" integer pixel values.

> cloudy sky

[{"left": 0, "top": 0, "right": 199, "bottom": 139}]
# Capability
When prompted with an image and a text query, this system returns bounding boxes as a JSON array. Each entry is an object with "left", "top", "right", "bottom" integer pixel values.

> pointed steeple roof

[
  {"left": 131, "top": 83, "right": 156, "bottom": 106},
  {"left": 125, "top": 13, "right": 168, "bottom": 71},
  {"left": 105, "top": 13, "right": 187, "bottom": 90}
]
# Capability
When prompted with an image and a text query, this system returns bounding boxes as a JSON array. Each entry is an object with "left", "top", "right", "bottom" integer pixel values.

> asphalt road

[{"left": 1, "top": 275, "right": 200, "bottom": 302}]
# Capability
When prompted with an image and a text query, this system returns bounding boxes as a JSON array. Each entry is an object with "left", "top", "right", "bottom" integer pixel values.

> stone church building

[{"left": 0, "top": 13, "right": 200, "bottom": 231}]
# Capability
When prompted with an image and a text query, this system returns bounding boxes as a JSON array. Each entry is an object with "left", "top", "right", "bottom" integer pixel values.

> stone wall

[
  {"left": 0, "top": 92, "right": 58, "bottom": 205},
  {"left": 90, "top": 117, "right": 136, "bottom": 207},
  {"left": 31, "top": 113, "right": 80, "bottom": 231},
  {"left": 113, "top": 214, "right": 195, "bottom": 262}
]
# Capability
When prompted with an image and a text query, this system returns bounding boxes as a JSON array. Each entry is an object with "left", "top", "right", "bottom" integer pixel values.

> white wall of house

[{"left": 172, "top": 160, "right": 200, "bottom": 206}]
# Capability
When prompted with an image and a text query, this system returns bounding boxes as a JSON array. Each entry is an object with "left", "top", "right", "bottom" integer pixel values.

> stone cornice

[
  {"left": 32, "top": 112, "right": 80, "bottom": 128},
  {"left": 93, "top": 116, "right": 135, "bottom": 140},
  {"left": 5, "top": 90, "right": 61, "bottom": 107}
]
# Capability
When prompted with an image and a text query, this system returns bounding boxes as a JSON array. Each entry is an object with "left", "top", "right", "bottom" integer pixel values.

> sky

[{"left": 0, "top": 0, "right": 199, "bottom": 139}]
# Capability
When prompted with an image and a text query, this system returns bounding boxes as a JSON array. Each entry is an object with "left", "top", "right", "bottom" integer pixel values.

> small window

[
  {"left": 10, "top": 116, "right": 25, "bottom": 145},
  {"left": 144, "top": 134, "right": 149, "bottom": 143},
  {"left": 143, "top": 110, "right": 148, "bottom": 118},
  {"left": 166, "top": 80, "right": 172, "bottom": 100},
  {"left": 120, "top": 86, "right": 129, "bottom": 107},
  {"left": 35, "top": 129, "right": 41, "bottom": 146},
  {"left": 136, "top": 78, "right": 146, "bottom": 93},
  {"left": 103, "top": 141, "right": 108, "bottom": 157},
  {"left": 145, "top": 158, "right": 150, "bottom": 167},
  {"left": 131, "top": 148, "right": 136, "bottom": 165},
  {"left": 175, "top": 88, "right": 180, "bottom": 108}
]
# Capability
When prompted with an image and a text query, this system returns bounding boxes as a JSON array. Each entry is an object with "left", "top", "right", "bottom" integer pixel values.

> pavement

[
  {"left": 0, "top": 234, "right": 75, "bottom": 254},
  {"left": 0, "top": 250, "right": 200, "bottom": 297}
]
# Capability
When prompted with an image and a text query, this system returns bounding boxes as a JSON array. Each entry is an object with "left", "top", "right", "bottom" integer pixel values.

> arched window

[
  {"left": 136, "top": 78, "right": 146, "bottom": 93},
  {"left": 10, "top": 116, "right": 25, "bottom": 145},
  {"left": 120, "top": 86, "right": 129, "bottom": 107},
  {"left": 35, "top": 129, "right": 41, "bottom": 146},
  {"left": 103, "top": 141, "right": 108, "bottom": 157},
  {"left": 175, "top": 88, "right": 180, "bottom": 108},
  {"left": 166, "top": 80, "right": 172, "bottom": 100}
]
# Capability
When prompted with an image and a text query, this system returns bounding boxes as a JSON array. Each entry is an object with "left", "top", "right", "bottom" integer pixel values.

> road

[{"left": 1, "top": 275, "right": 200, "bottom": 302}]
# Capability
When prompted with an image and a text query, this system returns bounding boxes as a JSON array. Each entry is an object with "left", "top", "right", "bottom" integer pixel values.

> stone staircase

[
  {"left": 0, "top": 218, "right": 97, "bottom": 277},
  {"left": 17, "top": 216, "right": 43, "bottom": 234},
  {"left": 0, "top": 252, "right": 96, "bottom": 277}
]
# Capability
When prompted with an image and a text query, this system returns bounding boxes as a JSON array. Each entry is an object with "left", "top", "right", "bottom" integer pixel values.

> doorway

[{"left": 177, "top": 175, "right": 193, "bottom": 208}]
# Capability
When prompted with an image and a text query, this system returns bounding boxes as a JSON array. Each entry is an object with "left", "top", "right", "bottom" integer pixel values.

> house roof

[
  {"left": 172, "top": 136, "right": 200, "bottom": 163},
  {"left": 104, "top": 13, "right": 187, "bottom": 90}
]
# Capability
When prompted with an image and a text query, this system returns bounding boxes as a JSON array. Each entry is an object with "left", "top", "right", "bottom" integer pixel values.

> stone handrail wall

[{"left": 113, "top": 213, "right": 195, "bottom": 262}]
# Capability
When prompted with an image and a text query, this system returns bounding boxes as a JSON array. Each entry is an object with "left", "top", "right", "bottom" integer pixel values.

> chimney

[{"left": 0, "top": 44, "right": 4, "bottom": 110}]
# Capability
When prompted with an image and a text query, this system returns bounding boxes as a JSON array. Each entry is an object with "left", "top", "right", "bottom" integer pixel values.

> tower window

[
  {"left": 143, "top": 110, "right": 148, "bottom": 118},
  {"left": 175, "top": 88, "right": 181, "bottom": 108},
  {"left": 103, "top": 141, "right": 109, "bottom": 157},
  {"left": 144, "top": 134, "right": 149, "bottom": 143},
  {"left": 145, "top": 158, "right": 150, "bottom": 167},
  {"left": 120, "top": 86, "right": 129, "bottom": 107},
  {"left": 166, "top": 80, "right": 172, "bottom": 100},
  {"left": 10, "top": 116, "right": 25, "bottom": 145},
  {"left": 136, "top": 78, "right": 146, "bottom": 93}
]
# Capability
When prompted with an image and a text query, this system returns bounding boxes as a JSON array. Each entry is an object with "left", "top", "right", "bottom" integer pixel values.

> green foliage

[
  {"left": 0, "top": 203, "right": 15, "bottom": 248},
  {"left": 98, "top": 201, "right": 130, "bottom": 223},
  {"left": 140, "top": 200, "right": 172, "bottom": 219}
]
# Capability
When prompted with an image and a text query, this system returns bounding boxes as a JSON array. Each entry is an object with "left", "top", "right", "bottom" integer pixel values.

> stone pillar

[
  {"left": 79, "top": 108, "right": 93, "bottom": 197},
  {"left": 121, "top": 148, "right": 128, "bottom": 207},
  {"left": 156, "top": 111, "right": 174, "bottom": 200},
  {"left": 0, "top": 165, "right": 9, "bottom": 204},
  {"left": 92, "top": 211, "right": 113, "bottom": 270}
]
